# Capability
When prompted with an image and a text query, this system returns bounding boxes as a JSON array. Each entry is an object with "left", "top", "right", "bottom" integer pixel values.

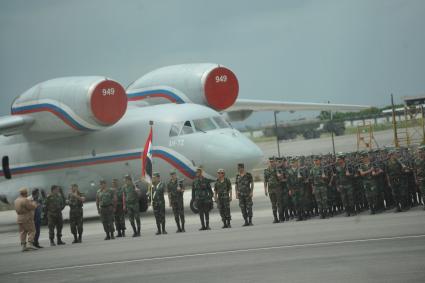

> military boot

[
  {"left": 21, "top": 242, "right": 27, "bottom": 252},
  {"left": 57, "top": 237, "right": 66, "bottom": 245},
  {"left": 110, "top": 231, "right": 115, "bottom": 239},
  {"left": 227, "top": 219, "right": 231, "bottom": 228},
  {"left": 131, "top": 223, "right": 138, "bottom": 237},
  {"left": 248, "top": 217, "right": 253, "bottom": 226},
  {"left": 273, "top": 211, "right": 279, "bottom": 223},
  {"left": 26, "top": 242, "right": 38, "bottom": 251},
  {"left": 243, "top": 217, "right": 249, "bottom": 226},
  {"left": 156, "top": 222, "right": 162, "bottom": 235},
  {"left": 117, "top": 230, "right": 123, "bottom": 237},
  {"left": 78, "top": 233, "right": 82, "bottom": 243},
  {"left": 104, "top": 232, "right": 110, "bottom": 240},
  {"left": 162, "top": 221, "right": 168, "bottom": 234},
  {"left": 72, "top": 233, "right": 78, "bottom": 244},
  {"left": 136, "top": 224, "right": 141, "bottom": 237},
  {"left": 49, "top": 238, "right": 56, "bottom": 246},
  {"left": 181, "top": 221, "right": 186, "bottom": 232},
  {"left": 222, "top": 220, "right": 228, "bottom": 229},
  {"left": 199, "top": 215, "right": 206, "bottom": 231},
  {"left": 176, "top": 219, "right": 182, "bottom": 233},
  {"left": 34, "top": 241, "right": 44, "bottom": 248},
  {"left": 205, "top": 220, "right": 211, "bottom": 230},
  {"left": 122, "top": 229, "right": 126, "bottom": 237}
]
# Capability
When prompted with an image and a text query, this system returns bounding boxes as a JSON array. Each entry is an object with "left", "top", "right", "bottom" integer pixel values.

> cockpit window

[
  {"left": 193, "top": 118, "right": 217, "bottom": 132},
  {"left": 213, "top": 116, "right": 230, "bottom": 129},
  {"left": 169, "top": 122, "right": 182, "bottom": 137},
  {"left": 180, "top": 121, "right": 194, "bottom": 135}
]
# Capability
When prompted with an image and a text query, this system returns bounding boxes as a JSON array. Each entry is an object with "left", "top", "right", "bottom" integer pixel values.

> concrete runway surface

[{"left": 1, "top": 185, "right": 425, "bottom": 283}]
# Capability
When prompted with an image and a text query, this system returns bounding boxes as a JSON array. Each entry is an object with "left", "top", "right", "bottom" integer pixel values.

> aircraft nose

[{"left": 201, "top": 131, "right": 263, "bottom": 176}]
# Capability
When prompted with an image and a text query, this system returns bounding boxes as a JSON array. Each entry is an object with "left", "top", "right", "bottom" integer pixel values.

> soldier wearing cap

[
  {"left": 192, "top": 166, "right": 213, "bottom": 230},
  {"left": 15, "top": 188, "right": 38, "bottom": 252},
  {"left": 112, "top": 179, "right": 126, "bottom": 237},
  {"left": 96, "top": 179, "right": 117, "bottom": 240},
  {"left": 334, "top": 153, "right": 355, "bottom": 216},
  {"left": 235, "top": 163, "right": 254, "bottom": 226},
  {"left": 415, "top": 145, "right": 425, "bottom": 209},
  {"left": 67, "top": 184, "right": 85, "bottom": 243},
  {"left": 45, "top": 185, "right": 67, "bottom": 246},
  {"left": 214, "top": 168, "right": 232, "bottom": 228},
  {"left": 167, "top": 171, "right": 185, "bottom": 232},
  {"left": 264, "top": 157, "right": 284, "bottom": 223},
  {"left": 152, "top": 172, "right": 167, "bottom": 235},
  {"left": 309, "top": 156, "right": 329, "bottom": 218},
  {"left": 123, "top": 175, "right": 141, "bottom": 237},
  {"left": 386, "top": 149, "right": 409, "bottom": 212}
]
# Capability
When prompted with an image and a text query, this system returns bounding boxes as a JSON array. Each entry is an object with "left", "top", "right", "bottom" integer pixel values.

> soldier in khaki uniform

[{"left": 15, "top": 187, "right": 38, "bottom": 252}]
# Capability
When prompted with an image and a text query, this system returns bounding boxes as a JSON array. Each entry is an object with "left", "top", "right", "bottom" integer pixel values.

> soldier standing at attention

[
  {"left": 112, "top": 179, "right": 126, "bottom": 237},
  {"left": 287, "top": 158, "right": 305, "bottom": 221},
  {"left": 334, "top": 154, "right": 355, "bottom": 216},
  {"left": 214, "top": 169, "right": 232, "bottom": 229},
  {"left": 414, "top": 145, "right": 425, "bottom": 209},
  {"left": 96, "top": 180, "right": 117, "bottom": 240},
  {"left": 15, "top": 188, "right": 38, "bottom": 252},
  {"left": 67, "top": 184, "right": 85, "bottom": 243},
  {"left": 386, "top": 150, "right": 409, "bottom": 212},
  {"left": 235, "top": 163, "right": 254, "bottom": 226},
  {"left": 264, "top": 157, "right": 283, "bottom": 223},
  {"left": 45, "top": 185, "right": 66, "bottom": 246},
  {"left": 310, "top": 156, "right": 329, "bottom": 219},
  {"left": 167, "top": 171, "right": 185, "bottom": 233},
  {"left": 192, "top": 167, "right": 213, "bottom": 230},
  {"left": 152, "top": 172, "right": 167, "bottom": 235},
  {"left": 28, "top": 188, "right": 44, "bottom": 248},
  {"left": 123, "top": 175, "right": 141, "bottom": 237}
]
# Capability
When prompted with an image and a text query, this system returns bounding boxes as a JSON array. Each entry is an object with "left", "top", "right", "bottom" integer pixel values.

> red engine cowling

[
  {"left": 127, "top": 63, "right": 239, "bottom": 111},
  {"left": 11, "top": 77, "right": 127, "bottom": 133}
]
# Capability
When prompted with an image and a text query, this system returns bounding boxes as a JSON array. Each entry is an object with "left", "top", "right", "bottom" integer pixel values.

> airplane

[{"left": 0, "top": 63, "right": 369, "bottom": 205}]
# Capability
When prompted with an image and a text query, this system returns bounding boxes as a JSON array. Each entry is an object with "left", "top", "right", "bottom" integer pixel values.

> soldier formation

[
  {"left": 263, "top": 146, "right": 425, "bottom": 223},
  {"left": 13, "top": 146, "right": 425, "bottom": 252}
]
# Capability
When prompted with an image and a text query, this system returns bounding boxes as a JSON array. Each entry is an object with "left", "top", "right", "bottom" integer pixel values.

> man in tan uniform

[{"left": 14, "top": 187, "right": 38, "bottom": 252}]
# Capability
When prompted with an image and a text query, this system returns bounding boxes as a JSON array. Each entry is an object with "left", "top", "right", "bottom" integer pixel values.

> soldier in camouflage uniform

[
  {"left": 152, "top": 172, "right": 167, "bottom": 235},
  {"left": 235, "top": 163, "right": 254, "bottom": 226},
  {"left": 264, "top": 157, "right": 283, "bottom": 223},
  {"left": 359, "top": 152, "right": 380, "bottom": 214},
  {"left": 334, "top": 154, "right": 355, "bottom": 216},
  {"left": 167, "top": 171, "right": 185, "bottom": 233},
  {"left": 96, "top": 180, "right": 117, "bottom": 240},
  {"left": 45, "top": 185, "right": 66, "bottom": 246},
  {"left": 112, "top": 179, "right": 126, "bottom": 237},
  {"left": 67, "top": 184, "right": 85, "bottom": 243},
  {"left": 287, "top": 158, "right": 306, "bottom": 221},
  {"left": 123, "top": 175, "right": 141, "bottom": 237},
  {"left": 415, "top": 146, "right": 425, "bottom": 209},
  {"left": 386, "top": 150, "right": 409, "bottom": 212},
  {"left": 279, "top": 158, "right": 291, "bottom": 221},
  {"left": 310, "top": 156, "right": 329, "bottom": 219},
  {"left": 192, "top": 167, "right": 213, "bottom": 230},
  {"left": 214, "top": 169, "right": 232, "bottom": 229}
]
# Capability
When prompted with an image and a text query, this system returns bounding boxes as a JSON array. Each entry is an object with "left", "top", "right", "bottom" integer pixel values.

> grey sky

[{"left": 1, "top": 0, "right": 424, "bottom": 126}]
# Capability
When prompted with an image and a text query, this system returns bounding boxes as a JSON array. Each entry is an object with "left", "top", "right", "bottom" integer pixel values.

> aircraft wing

[
  {"left": 0, "top": 115, "right": 34, "bottom": 136},
  {"left": 226, "top": 99, "right": 371, "bottom": 112}
]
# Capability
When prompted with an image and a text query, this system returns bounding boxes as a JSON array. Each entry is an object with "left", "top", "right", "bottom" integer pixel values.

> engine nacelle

[
  {"left": 11, "top": 77, "right": 127, "bottom": 133},
  {"left": 127, "top": 63, "right": 239, "bottom": 111}
]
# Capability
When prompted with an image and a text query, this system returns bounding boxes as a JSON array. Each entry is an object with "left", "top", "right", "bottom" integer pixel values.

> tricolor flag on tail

[{"left": 142, "top": 124, "right": 153, "bottom": 184}]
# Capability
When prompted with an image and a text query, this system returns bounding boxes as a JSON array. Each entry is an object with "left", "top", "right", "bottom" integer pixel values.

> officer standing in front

[
  {"left": 112, "top": 179, "right": 126, "bottom": 237},
  {"left": 45, "top": 185, "right": 66, "bottom": 246},
  {"left": 15, "top": 187, "right": 38, "bottom": 252},
  {"left": 264, "top": 157, "right": 283, "bottom": 223},
  {"left": 167, "top": 171, "right": 185, "bottom": 233},
  {"left": 235, "top": 163, "right": 254, "bottom": 226},
  {"left": 192, "top": 167, "right": 213, "bottom": 230},
  {"left": 214, "top": 169, "right": 232, "bottom": 228},
  {"left": 152, "top": 172, "right": 167, "bottom": 235},
  {"left": 123, "top": 175, "right": 141, "bottom": 237},
  {"left": 96, "top": 180, "right": 117, "bottom": 240},
  {"left": 67, "top": 184, "right": 85, "bottom": 243}
]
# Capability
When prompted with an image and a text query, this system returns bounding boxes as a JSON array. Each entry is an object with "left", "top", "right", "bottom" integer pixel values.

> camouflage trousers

[
  {"left": 171, "top": 199, "right": 185, "bottom": 224},
  {"left": 48, "top": 212, "right": 63, "bottom": 239},
  {"left": 339, "top": 185, "right": 354, "bottom": 210},
  {"left": 217, "top": 197, "right": 231, "bottom": 221},
  {"left": 238, "top": 194, "right": 253, "bottom": 219},
  {"left": 314, "top": 186, "right": 328, "bottom": 212},
  {"left": 127, "top": 202, "right": 141, "bottom": 227},
  {"left": 153, "top": 201, "right": 165, "bottom": 223},
  {"left": 269, "top": 186, "right": 283, "bottom": 216},
  {"left": 114, "top": 206, "right": 126, "bottom": 232},
  {"left": 390, "top": 177, "right": 409, "bottom": 209},
  {"left": 363, "top": 182, "right": 378, "bottom": 211},
  {"left": 69, "top": 209, "right": 83, "bottom": 235},
  {"left": 100, "top": 206, "right": 115, "bottom": 233},
  {"left": 292, "top": 188, "right": 305, "bottom": 213}
]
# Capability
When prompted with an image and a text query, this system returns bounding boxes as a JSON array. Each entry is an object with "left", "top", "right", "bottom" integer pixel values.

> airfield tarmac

[{"left": 1, "top": 129, "right": 425, "bottom": 282}]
